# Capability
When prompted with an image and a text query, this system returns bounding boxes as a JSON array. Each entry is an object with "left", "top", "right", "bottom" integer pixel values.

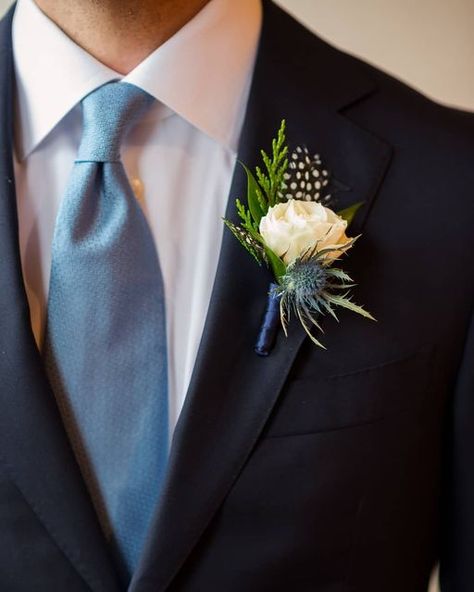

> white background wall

[
  {"left": 277, "top": 0, "right": 474, "bottom": 112},
  {"left": 2, "top": 0, "right": 472, "bottom": 590},
  {"left": 1, "top": 0, "right": 473, "bottom": 111}
]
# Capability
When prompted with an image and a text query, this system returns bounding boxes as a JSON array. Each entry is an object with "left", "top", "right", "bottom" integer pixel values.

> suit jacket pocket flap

[{"left": 263, "top": 345, "right": 436, "bottom": 438}]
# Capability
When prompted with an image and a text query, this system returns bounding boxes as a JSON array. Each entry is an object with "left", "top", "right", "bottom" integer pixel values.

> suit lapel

[
  {"left": 0, "top": 8, "right": 121, "bottom": 591},
  {"left": 131, "top": 2, "right": 392, "bottom": 591}
]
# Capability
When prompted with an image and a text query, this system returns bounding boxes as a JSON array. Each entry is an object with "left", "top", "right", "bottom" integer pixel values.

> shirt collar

[{"left": 13, "top": 0, "right": 262, "bottom": 160}]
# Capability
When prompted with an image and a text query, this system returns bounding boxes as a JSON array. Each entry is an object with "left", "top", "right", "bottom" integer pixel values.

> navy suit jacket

[{"left": 0, "top": 2, "right": 473, "bottom": 591}]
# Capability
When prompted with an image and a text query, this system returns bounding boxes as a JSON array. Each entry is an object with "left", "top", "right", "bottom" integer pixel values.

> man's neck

[{"left": 33, "top": 0, "right": 212, "bottom": 74}]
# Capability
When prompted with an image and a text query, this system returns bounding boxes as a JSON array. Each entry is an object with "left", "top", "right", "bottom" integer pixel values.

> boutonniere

[{"left": 224, "top": 120, "right": 375, "bottom": 355}]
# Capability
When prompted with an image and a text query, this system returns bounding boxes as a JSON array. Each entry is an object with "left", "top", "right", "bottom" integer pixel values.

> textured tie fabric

[{"left": 44, "top": 82, "right": 169, "bottom": 581}]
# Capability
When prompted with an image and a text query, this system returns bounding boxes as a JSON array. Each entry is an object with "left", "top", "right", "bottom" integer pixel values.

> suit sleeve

[{"left": 440, "top": 308, "right": 474, "bottom": 591}]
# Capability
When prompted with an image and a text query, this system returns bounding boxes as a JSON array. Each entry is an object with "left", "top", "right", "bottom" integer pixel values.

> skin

[{"left": 34, "top": 0, "right": 212, "bottom": 74}]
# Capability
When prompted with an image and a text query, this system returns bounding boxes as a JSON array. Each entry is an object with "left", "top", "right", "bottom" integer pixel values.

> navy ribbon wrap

[{"left": 255, "top": 282, "right": 281, "bottom": 356}]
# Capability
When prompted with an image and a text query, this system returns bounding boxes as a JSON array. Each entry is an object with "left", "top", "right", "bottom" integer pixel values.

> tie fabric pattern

[{"left": 44, "top": 82, "right": 169, "bottom": 581}]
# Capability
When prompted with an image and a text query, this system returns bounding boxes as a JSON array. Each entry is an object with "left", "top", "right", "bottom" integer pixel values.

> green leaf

[
  {"left": 242, "top": 163, "right": 267, "bottom": 226},
  {"left": 313, "top": 236, "right": 358, "bottom": 263},
  {"left": 325, "top": 268, "right": 353, "bottom": 283},
  {"left": 223, "top": 218, "right": 264, "bottom": 265},
  {"left": 264, "top": 246, "right": 286, "bottom": 280},
  {"left": 235, "top": 198, "right": 248, "bottom": 224},
  {"left": 318, "top": 296, "right": 339, "bottom": 321},
  {"left": 325, "top": 282, "right": 356, "bottom": 291},
  {"left": 296, "top": 307, "right": 326, "bottom": 349},
  {"left": 255, "top": 120, "right": 289, "bottom": 207},
  {"left": 337, "top": 201, "right": 364, "bottom": 226},
  {"left": 323, "top": 292, "right": 376, "bottom": 321}
]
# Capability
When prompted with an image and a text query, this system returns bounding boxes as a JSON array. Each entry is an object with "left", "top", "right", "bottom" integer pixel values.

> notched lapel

[
  {"left": 131, "top": 2, "right": 392, "bottom": 591},
  {"left": 0, "top": 9, "right": 121, "bottom": 592}
]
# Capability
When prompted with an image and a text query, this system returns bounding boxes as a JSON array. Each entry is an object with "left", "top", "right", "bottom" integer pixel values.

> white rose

[{"left": 259, "top": 199, "right": 350, "bottom": 264}]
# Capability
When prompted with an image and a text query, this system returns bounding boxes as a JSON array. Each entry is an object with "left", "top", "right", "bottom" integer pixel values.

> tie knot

[{"left": 77, "top": 82, "right": 154, "bottom": 163}]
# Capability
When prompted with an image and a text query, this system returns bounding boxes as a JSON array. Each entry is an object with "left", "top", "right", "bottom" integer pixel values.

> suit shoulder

[
  {"left": 270, "top": 1, "right": 474, "bottom": 141},
  {"left": 358, "top": 57, "right": 474, "bottom": 139}
]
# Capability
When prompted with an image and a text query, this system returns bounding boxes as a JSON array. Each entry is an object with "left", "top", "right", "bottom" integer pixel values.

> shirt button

[{"left": 131, "top": 177, "right": 144, "bottom": 202}]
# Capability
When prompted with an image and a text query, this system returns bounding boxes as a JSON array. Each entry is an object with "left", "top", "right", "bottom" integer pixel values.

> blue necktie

[{"left": 44, "top": 82, "right": 169, "bottom": 580}]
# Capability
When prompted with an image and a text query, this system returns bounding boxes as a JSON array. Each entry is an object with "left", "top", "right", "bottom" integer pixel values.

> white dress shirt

[{"left": 12, "top": 0, "right": 262, "bottom": 434}]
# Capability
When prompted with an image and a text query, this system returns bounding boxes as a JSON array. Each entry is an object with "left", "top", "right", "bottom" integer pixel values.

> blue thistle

[
  {"left": 281, "top": 258, "right": 328, "bottom": 299},
  {"left": 276, "top": 246, "right": 375, "bottom": 348}
]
